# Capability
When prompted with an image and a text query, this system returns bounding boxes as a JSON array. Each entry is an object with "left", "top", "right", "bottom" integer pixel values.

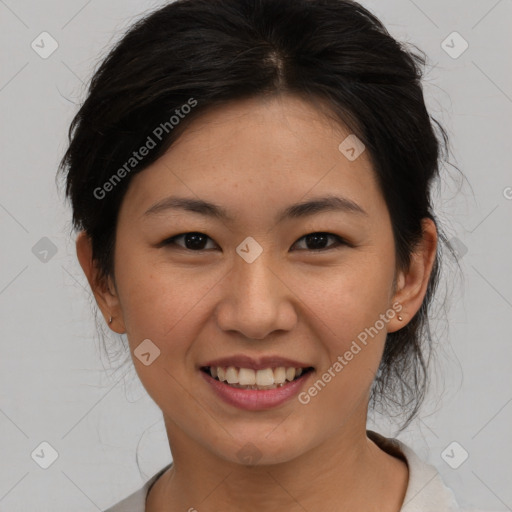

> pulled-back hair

[{"left": 58, "top": 0, "right": 456, "bottom": 429}]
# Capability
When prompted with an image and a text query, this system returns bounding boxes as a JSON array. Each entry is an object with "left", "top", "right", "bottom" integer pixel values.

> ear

[
  {"left": 75, "top": 231, "right": 126, "bottom": 334},
  {"left": 388, "top": 218, "right": 438, "bottom": 333}
]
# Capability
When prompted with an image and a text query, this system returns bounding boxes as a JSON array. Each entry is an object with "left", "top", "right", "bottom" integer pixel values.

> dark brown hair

[{"left": 58, "top": 0, "right": 458, "bottom": 429}]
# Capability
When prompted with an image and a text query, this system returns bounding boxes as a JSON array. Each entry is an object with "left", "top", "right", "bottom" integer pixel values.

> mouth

[
  {"left": 200, "top": 365, "right": 314, "bottom": 390},
  {"left": 198, "top": 356, "right": 315, "bottom": 410}
]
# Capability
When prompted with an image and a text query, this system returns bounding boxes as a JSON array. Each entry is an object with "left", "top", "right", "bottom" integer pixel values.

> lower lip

[{"left": 200, "top": 370, "right": 312, "bottom": 411}]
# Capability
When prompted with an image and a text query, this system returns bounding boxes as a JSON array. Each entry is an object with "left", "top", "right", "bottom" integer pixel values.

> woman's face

[{"left": 81, "top": 95, "right": 433, "bottom": 465}]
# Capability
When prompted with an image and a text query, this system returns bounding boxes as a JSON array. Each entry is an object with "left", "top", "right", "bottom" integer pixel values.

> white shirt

[{"left": 104, "top": 430, "right": 462, "bottom": 511}]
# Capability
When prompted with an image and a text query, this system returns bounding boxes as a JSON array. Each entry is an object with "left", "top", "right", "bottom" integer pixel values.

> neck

[{"left": 146, "top": 418, "right": 408, "bottom": 512}]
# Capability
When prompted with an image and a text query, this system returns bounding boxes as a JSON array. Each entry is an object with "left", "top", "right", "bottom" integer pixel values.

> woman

[{"left": 58, "top": 0, "right": 463, "bottom": 510}]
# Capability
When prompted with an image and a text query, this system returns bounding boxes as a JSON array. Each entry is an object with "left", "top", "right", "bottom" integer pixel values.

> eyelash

[{"left": 160, "top": 232, "right": 349, "bottom": 252}]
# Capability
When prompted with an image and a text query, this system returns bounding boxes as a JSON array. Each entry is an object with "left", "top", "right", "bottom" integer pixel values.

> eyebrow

[{"left": 142, "top": 194, "right": 367, "bottom": 222}]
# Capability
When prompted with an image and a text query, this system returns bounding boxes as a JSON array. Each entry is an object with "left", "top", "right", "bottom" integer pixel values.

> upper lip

[{"left": 200, "top": 355, "right": 313, "bottom": 371}]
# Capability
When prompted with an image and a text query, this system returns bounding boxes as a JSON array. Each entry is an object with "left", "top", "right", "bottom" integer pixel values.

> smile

[
  {"left": 201, "top": 365, "right": 314, "bottom": 390},
  {"left": 199, "top": 364, "right": 314, "bottom": 410}
]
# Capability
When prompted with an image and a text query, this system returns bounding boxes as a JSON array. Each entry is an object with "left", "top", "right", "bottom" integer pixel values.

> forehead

[
  {"left": 119, "top": 94, "right": 384, "bottom": 222},
  {"left": 171, "top": 94, "right": 360, "bottom": 158}
]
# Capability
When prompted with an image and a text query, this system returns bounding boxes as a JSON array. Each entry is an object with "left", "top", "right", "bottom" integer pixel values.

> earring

[
  {"left": 108, "top": 316, "right": 113, "bottom": 324},
  {"left": 397, "top": 315, "right": 403, "bottom": 321}
]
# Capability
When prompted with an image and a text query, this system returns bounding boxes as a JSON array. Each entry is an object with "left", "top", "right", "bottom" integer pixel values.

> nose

[{"left": 214, "top": 256, "right": 298, "bottom": 340}]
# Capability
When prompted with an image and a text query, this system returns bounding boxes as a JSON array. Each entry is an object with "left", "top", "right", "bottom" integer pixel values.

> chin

[{"left": 208, "top": 428, "right": 311, "bottom": 467}]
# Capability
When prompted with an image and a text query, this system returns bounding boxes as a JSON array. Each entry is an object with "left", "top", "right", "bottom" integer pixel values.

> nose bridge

[
  {"left": 236, "top": 253, "right": 278, "bottom": 306},
  {"left": 215, "top": 250, "right": 297, "bottom": 340}
]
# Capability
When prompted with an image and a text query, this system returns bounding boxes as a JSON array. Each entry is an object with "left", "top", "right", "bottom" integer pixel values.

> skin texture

[{"left": 77, "top": 94, "right": 437, "bottom": 511}]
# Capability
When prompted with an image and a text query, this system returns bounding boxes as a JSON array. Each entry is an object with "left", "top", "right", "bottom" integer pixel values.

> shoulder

[{"left": 103, "top": 464, "right": 172, "bottom": 512}]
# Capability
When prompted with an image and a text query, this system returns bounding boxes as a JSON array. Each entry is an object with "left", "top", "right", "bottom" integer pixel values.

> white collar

[{"left": 367, "top": 430, "right": 460, "bottom": 511}]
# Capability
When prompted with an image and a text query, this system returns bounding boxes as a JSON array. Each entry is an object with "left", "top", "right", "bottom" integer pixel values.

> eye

[
  {"left": 162, "top": 232, "right": 217, "bottom": 251},
  {"left": 160, "top": 231, "right": 348, "bottom": 252},
  {"left": 292, "top": 232, "right": 347, "bottom": 251}
]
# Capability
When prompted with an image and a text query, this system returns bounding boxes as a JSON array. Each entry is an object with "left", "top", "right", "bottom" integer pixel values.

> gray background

[{"left": 0, "top": 0, "right": 511, "bottom": 510}]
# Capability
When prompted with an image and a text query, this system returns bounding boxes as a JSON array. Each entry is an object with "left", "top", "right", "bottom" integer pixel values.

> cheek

[
  {"left": 114, "top": 244, "right": 215, "bottom": 337},
  {"left": 290, "top": 254, "right": 394, "bottom": 400},
  {"left": 295, "top": 255, "right": 394, "bottom": 341},
  {"left": 113, "top": 253, "right": 214, "bottom": 409},
  {"left": 115, "top": 238, "right": 395, "bottom": 359}
]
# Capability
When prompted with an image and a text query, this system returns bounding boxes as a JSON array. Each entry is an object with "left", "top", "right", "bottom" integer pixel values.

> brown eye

[
  {"left": 162, "top": 232, "right": 217, "bottom": 251},
  {"left": 292, "top": 232, "right": 346, "bottom": 251}
]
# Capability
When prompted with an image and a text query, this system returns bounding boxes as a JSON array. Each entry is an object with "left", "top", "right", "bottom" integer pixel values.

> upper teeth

[{"left": 210, "top": 366, "right": 303, "bottom": 386}]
